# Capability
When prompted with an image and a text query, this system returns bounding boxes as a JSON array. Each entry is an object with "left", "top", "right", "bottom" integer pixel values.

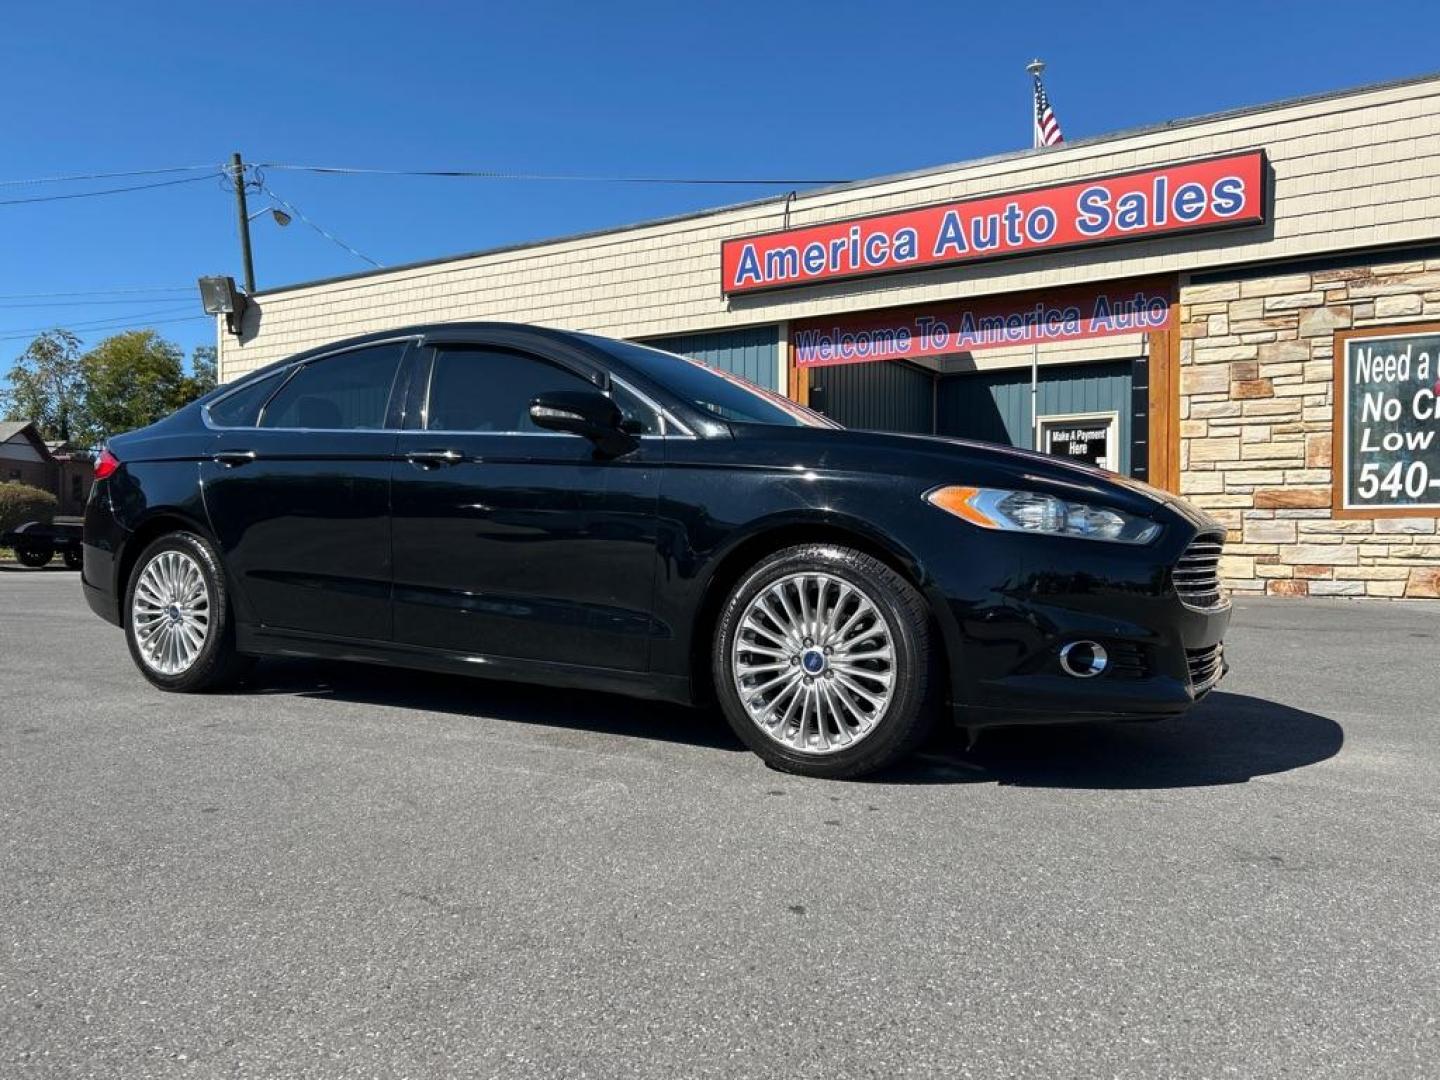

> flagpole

[
  {"left": 1027, "top": 58, "right": 1045, "bottom": 151},
  {"left": 1027, "top": 58, "right": 1044, "bottom": 449}
]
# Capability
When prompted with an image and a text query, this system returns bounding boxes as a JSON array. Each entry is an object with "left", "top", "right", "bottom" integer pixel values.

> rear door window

[
  {"left": 260, "top": 343, "right": 408, "bottom": 430},
  {"left": 207, "top": 370, "right": 284, "bottom": 428}
]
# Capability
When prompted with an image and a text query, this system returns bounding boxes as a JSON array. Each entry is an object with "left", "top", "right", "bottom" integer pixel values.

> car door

[
  {"left": 390, "top": 338, "right": 663, "bottom": 672},
  {"left": 200, "top": 338, "right": 417, "bottom": 642}
]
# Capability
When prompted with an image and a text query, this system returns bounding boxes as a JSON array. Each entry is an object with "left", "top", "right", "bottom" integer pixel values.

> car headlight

[{"left": 925, "top": 485, "right": 1161, "bottom": 544}]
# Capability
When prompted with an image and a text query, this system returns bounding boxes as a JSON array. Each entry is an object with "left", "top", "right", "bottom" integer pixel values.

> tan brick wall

[
  {"left": 1177, "top": 260, "right": 1440, "bottom": 599},
  {"left": 222, "top": 76, "right": 1440, "bottom": 380}
]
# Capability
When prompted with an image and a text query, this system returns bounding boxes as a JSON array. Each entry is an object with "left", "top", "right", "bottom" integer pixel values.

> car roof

[{"left": 228, "top": 322, "right": 612, "bottom": 386}]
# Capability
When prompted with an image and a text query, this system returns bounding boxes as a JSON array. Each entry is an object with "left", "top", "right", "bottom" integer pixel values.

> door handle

[
  {"left": 405, "top": 449, "right": 464, "bottom": 468},
  {"left": 213, "top": 450, "right": 256, "bottom": 467}
]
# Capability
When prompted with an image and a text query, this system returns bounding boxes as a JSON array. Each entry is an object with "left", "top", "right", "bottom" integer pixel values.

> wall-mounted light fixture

[{"left": 197, "top": 275, "right": 249, "bottom": 337}]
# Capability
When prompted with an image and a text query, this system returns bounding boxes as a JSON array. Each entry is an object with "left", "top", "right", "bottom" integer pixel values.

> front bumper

[
  {"left": 925, "top": 509, "right": 1232, "bottom": 728},
  {"left": 951, "top": 597, "right": 1230, "bottom": 727}
]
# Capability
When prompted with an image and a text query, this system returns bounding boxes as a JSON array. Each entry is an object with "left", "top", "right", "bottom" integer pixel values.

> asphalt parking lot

[{"left": 2, "top": 568, "right": 1438, "bottom": 1079}]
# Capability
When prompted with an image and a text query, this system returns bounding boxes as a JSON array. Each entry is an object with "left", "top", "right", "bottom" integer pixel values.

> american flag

[{"left": 1033, "top": 72, "right": 1064, "bottom": 148}]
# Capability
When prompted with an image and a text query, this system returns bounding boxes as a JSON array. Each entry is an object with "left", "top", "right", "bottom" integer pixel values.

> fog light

[{"left": 1059, "top": 640, "right": 1109, "bottom": 679}]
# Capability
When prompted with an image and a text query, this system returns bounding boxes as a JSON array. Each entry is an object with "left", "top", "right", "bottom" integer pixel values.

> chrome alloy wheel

[
  {"left": 130, "top": 550, "right": 212, "bottom": 676},
  {"left": 731, "top": 571, "right": 897, "bottom": 755}
]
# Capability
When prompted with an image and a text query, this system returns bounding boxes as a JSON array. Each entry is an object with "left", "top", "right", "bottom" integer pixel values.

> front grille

[
  {"left": 1186, "top": 643, "right": 1225, "bottom": 694},
  {"left": 1172, "top": 532, "right": 1226, "bottom": 611}
]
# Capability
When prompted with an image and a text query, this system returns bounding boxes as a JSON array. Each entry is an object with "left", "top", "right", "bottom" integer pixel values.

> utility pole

[
  {"left": 230, "top": 152, "right": 256, "bottom": 295},
  {"left": 1026, "top": 60, "right": 1044, "bottom": 450}
]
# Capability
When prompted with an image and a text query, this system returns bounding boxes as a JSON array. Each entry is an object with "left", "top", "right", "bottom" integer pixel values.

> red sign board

[
  {"left": 722, "top": 151, "right": 1265, "bottom": 295},
  {"left": 790, "top": 279, "right": 1174, "bottom": 368}
]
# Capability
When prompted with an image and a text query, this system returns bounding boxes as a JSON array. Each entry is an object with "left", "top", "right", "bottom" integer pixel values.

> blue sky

[{"left": 2, "top": 0, "right": 1438, "bottom": 370}]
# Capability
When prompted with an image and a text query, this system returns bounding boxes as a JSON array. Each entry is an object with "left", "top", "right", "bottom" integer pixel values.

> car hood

[{"left": 730, "top": 424, "right": 1220, "bottom": 529}]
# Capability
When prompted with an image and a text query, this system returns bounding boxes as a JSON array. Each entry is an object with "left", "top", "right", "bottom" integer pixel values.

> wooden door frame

[{"left": 1146, "top": 278, "right": 1183, "bottom": 493}]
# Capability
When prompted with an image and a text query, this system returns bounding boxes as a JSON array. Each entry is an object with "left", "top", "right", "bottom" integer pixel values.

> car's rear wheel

[
  {"left": 713, "top": 544, "right": 936, "bottom": 779},
  {"left": 62, "top": 548, "right": 82, "bottom": 570},
  {"left": 15, "top": 544, "right": 53, "bottom": 568},
  {"left": 124, "top": 531, "right": 251, "bottom": 692}
]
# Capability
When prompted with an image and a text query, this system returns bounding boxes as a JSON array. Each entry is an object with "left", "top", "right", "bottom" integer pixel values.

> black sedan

[{"left": 82, "top": 324, "right": 1229, "bottom": 778}]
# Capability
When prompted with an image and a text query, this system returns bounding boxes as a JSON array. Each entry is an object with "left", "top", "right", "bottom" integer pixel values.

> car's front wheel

[
  {"left": 713, "top": 544, "right": 936, "bottom": 779},
  {"left": 124, "top": 531, "right": 251, "bottom": 692}
]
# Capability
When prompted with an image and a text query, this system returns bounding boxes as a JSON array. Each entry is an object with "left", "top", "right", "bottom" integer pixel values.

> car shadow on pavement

[
  {"left": 886, "top": 691, "right": 1344, "bottom": 789},
  {"left": 243, "top": 663, "right": 1340, "bottom": 788},
  {"left": 246, "top": 658, "right": 747, "bottom": 753}
]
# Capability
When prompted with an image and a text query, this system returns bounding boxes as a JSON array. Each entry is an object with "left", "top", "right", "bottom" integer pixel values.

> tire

[
  {"left": 15, "top": 545, "right": 53, "bottom": 568},
  {"left": 123, "top": 530, "right": 253, "bottom": 692},
  {"left": 712, "top": 544, "right": 936, "bottom": 779},
  {"left": 62, "top": 548, "right": 82, "bottom": 570}
]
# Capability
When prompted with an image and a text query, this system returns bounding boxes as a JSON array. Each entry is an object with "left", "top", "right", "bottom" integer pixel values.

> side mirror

[{"left": 529, "top": 389, "right": 638, "bottom": 457}]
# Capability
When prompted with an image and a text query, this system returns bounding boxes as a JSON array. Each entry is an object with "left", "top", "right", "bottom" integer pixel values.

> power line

[
  {"left": 259, "top": 183, "right": 382, "bottom": 268},
  {"left": 0, "top": 314, "right": 209, "bottom": 344},
  {"left": 0, "top": 296, "right": 204, "bottom": 309},
  {"left": 0, "top": 173, "right": 217, "bottom": 207},
  {"left": 0, "top": 286, "right": 192, "bottom": 299},
  {"left": 0, "top": 304, "right": 198, "bottom": 337},
  {"left": 256, "top": 162, "right": 851, "bottom": 186},
  {"left": 0, "top": 161, "right": 849, "bottom": 189},
  {"left": 0, "top": 164, "right": 222, "bottom": 187}
]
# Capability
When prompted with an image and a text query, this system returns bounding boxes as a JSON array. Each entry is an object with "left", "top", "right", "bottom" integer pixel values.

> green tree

[
  {"left": 189, "top": 345, "right": 218, "bottom": 397},
  {"left": 0, "top": 329, "right": 86, "bottom": 442},
  {"left": 81, "top": 330, "right": 196, "bottom": 443}
]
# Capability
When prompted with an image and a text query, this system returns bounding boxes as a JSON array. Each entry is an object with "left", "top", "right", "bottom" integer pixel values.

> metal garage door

[
  {"left": 936, "top": 360, "right": 1135, "bottom": 475},
  {"left": 808, "top": 360, "right": 934, "bottom": 434},
  {"left": 645, "top": 326, "right": 779, "bottom": 390}
]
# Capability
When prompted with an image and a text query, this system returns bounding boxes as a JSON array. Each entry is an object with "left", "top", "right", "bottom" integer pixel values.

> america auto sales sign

[{"left": 721, "top": 151, "right": 1266, "bottom": 295}]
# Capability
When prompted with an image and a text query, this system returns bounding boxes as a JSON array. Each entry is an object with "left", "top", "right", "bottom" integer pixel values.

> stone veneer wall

[{"left": 1177, "top": 259, "right": 1440, "bottom": 599}]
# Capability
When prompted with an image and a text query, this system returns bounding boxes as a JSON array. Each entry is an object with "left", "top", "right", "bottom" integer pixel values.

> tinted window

[
  {"left": 426, "top": 347, "right": 597, "bottom": 432},
  {"left": 260, "top": 343, "right": 407, "bottom": 430},
  {"left": 580, "top": 335, "right": 837, "bottom": 428},
  {"left": 207, "top": 370, "right": 284, "bottom": 428},
  {"left": 610, "top": 380, "right": 662, "bottom": 435}
]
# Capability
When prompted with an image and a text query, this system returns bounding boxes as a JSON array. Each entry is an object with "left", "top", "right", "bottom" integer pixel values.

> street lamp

[{"left": 248, "top": 206, "right": 292, "bottom": 228}]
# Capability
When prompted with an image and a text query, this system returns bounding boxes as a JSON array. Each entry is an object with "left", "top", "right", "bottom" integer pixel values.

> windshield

[{"left": 582, "top": 335, "right": 839, "bottom": 428}]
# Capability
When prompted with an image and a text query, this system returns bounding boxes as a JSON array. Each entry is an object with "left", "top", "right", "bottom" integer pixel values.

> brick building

[{"left": 218, "top": 73, "right": 1440, "bottom": 599}]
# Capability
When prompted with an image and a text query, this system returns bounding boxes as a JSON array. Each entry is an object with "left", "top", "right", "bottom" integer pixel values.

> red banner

[
  {"left": 790, "top": 279, "right": 1174, "bottom": 368},
  {"left": 723, "top": 151, "right": 1265, "bottom": 295}
]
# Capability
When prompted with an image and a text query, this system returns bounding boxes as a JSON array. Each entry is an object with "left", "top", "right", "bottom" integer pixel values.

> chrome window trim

[{"left": 203, "top": 334, "right": 701, "bottom": 440}]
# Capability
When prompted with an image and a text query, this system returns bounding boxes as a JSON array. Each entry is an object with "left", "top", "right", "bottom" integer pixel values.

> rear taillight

[{"left": 94, "top": 447, "right": 120, "bottom": 480}]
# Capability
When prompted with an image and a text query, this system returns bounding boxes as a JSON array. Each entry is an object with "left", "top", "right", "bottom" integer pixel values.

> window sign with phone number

[{"left": 1334, "top": 325, "right": 1440, "bottom": 516}]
